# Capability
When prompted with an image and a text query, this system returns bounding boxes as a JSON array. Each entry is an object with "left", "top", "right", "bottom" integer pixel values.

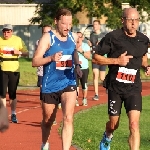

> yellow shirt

[{"left": 0, "top": 35, "right": 28, "bottom": 72}]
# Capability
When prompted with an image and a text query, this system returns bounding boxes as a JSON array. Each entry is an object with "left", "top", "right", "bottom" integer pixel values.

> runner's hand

[
  {"left": 14, "top": 50, "right": 22, "bottom": 55},
  {"left": 75, "top": 65, "right": 83, "bottom": 78},
  {"left": 0, "top": 105, "right": 9, "bottom": 132},
  {"left": 51, "top": 51, "right": 63, "bottom": 62},
  {"left": 118, "top": 51, "right": 133, "bottom": 66}
]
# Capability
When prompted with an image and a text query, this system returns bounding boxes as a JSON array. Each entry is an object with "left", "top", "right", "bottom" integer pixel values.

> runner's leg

[{"left": 61, "top": 89, "right": 76, "bottom": 150}]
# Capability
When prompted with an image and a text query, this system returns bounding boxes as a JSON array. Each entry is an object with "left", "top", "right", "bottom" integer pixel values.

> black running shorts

[
  {"left": 0, "top": 70, "right": 20, "bottom": 100},
  {"left": 108, "top": 90, "right": 142, "bottom": 116},
  {"left": 41, "top": 85, "right": 77, "bottom": 104}
]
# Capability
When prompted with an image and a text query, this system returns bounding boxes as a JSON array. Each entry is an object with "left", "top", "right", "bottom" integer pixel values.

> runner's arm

[
  {"left": 72, "top": 32, "right": 80, "bottom": 65},
  {"left": 141, "top": 54, "right": 150, "bottom": 74},
  {"left": 142, "top": 54, "right": 149, "bottom": 68},
  {"left": 92, "top": 54, "right": 119, "bottom": 65},
  {"left": 72, "top": 32, "right": 82, "bottom": 78},
  {"left": 32, "top": 33, "right": 51, "bottom": 67}
]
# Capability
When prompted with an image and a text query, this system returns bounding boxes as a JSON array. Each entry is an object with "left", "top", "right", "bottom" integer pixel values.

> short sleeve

[{"left": 82, "top": 43, "right": 90, "bottom": 52}]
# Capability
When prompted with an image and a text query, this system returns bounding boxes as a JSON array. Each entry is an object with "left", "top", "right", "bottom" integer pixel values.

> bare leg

[
  {"left": 1, "top": 98, "right": 6, "bottom": 107},
  {"left": 61, "top": 90, "right": 76, "bottom": 150},
  {"left": 128, "top": 110, "right": 140, "bottom": 150},
  {"left": 93, "top": 68, "right": 99, "bottom": 95},
  {"left": 77, "top": 87, "right": 79, "bottom": 99},
  {"left": 41, "top": 102, "right": 57, "bottom": 144},
  {"left": 9, "top": 99, "right": 17, "bottom": 111},
  {"left": 99, "top": 70, "right": 106, "bottom": 82},
  {"left": 106, "top": 116, "right": 120, "bottom": 137},
  {"left": 82, "top": 89, "right": 87, "bottom": 99}
]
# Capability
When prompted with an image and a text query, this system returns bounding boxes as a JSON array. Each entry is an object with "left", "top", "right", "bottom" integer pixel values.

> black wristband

[{"left": 75, "top": 64, "right": 82, "bottom": 68}]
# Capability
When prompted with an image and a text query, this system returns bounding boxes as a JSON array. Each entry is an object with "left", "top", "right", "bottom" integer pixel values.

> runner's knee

[
  {"left": 129, "top": 121, "right": 139, "bottom": 132},
  {"left": 63, "top": 115, "right": 73, "bottom": 124},
  {"left": 42, "top": 113, "right": 55, "bottom": 125}
]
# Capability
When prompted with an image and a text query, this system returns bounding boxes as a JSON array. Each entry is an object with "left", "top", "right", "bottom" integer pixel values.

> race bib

[
  {"left": 56, "top": 55, "right": 72, "bottom": 70},
  {"left": 116, "top": 67, "right": 137, "bottom": 83},
  {"left": 1, "top": 46, "right": 14, "bottom": 56}
]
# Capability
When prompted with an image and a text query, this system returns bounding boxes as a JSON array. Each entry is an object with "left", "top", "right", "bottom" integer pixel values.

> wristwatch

[{"left": 75, "top": 64, "right": 82, "bottom": 68}]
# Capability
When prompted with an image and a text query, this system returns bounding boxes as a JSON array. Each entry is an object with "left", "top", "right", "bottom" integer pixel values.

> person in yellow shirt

[{"left": 0, "top": 24, "right": 29, "bottom": 123}]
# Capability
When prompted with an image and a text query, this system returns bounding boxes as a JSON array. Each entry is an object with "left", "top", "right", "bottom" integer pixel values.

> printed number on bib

[
  {"left": 116, "top": 67, "right": 137, "bottom": 83},
  {"left": 0, "top": 46, "right": 14, "bottom": 56},
  {"left": 56, "top": 55, "right": 72, "bottom": 70}
]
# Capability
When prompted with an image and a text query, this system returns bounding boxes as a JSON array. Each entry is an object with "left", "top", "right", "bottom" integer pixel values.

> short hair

[
  {"left": 42, "top": 25, "right": 51, "bottom": 28},
  {"left": 42, "top": 25, "right": 51, "bottom": 33},
  {"left": 93, "top": 19, "right": 101, "bottom": 24},
  {"left": 55, "top": 8, "right": 72, "bottom": 20}
]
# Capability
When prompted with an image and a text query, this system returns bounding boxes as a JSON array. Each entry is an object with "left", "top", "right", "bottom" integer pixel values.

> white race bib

[
  {"left": 1, "top": 46, "right": 14, "bottom": 56},
  {"left": 56, "top": 55, "right": 72, "bottom": 70}
]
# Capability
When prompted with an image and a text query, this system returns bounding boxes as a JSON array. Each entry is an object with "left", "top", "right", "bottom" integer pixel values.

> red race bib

[{"left": 116, "top": 67, "right": 137, "bottom": 83}]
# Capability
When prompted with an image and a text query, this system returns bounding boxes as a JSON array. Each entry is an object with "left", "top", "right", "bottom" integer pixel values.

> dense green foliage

[{"left": 27, "top": 0, "right": 150, "bottom": 29}]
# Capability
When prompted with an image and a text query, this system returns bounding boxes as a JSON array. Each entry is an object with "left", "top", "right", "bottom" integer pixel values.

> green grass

[
  {"left": 19, "top": 57, "right": 37, "bottom": 86},
  {"left": 72, "top": 96, "right": 150, "bottom": 150},
  {"left": 18, "top": 58, "right": 150, "bottom": 86}
]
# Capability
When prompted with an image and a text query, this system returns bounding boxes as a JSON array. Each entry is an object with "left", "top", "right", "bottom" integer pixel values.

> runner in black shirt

[{"left": 92, "top": 8, "right": 150, "bottom": 150}]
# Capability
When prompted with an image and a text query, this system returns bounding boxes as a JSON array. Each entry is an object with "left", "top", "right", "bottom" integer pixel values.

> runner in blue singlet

[{"left": 32, "top": 8, "right": 82, "bottom": 150}]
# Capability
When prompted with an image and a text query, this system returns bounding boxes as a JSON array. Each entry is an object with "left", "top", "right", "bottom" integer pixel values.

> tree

[{"left": 27, "top": 0, "right": 150, "bottom": 29}]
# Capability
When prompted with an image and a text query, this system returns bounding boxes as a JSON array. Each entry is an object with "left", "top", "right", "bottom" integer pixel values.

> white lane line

[{"left": 8, "top": 105, "right": 40, "bottom": 117}]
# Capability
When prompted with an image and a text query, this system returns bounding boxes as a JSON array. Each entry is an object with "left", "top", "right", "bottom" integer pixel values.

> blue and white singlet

[{"left": 42, "top": 31, "right": 76, "bottom": 93}]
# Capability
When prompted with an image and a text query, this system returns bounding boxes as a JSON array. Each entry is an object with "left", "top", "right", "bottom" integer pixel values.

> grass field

[
  {"left": 19, "top": 58, "right": 37, "bottom": 86},
  {"left": 18, "top": 58, "right": 150, "bottom": 86},
  {"left": 72, "top": 96, "right": 150, "bottom": 150}
]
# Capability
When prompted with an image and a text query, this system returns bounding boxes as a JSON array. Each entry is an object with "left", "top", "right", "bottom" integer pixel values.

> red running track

[{"left": 0, "top": 82, "right": 149, "bottom": 150}]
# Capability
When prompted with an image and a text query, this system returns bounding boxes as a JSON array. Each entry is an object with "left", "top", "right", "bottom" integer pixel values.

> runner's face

[
  {"left": 93, "top": 22, "right": 100, "bottom": 32},
  {"left": 2, "top": 29, "right": 13, "bottom": 40},
  {"left": 123, "top": 10, "right": 140, "bottom": 35},
  {"left": 56, "top": 15, "right": 72, "bottom": 37}
]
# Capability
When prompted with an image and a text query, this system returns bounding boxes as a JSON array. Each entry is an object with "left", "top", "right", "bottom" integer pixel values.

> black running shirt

[{"left": 95, "top": 28, "right": 149, "bottom": 94}]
